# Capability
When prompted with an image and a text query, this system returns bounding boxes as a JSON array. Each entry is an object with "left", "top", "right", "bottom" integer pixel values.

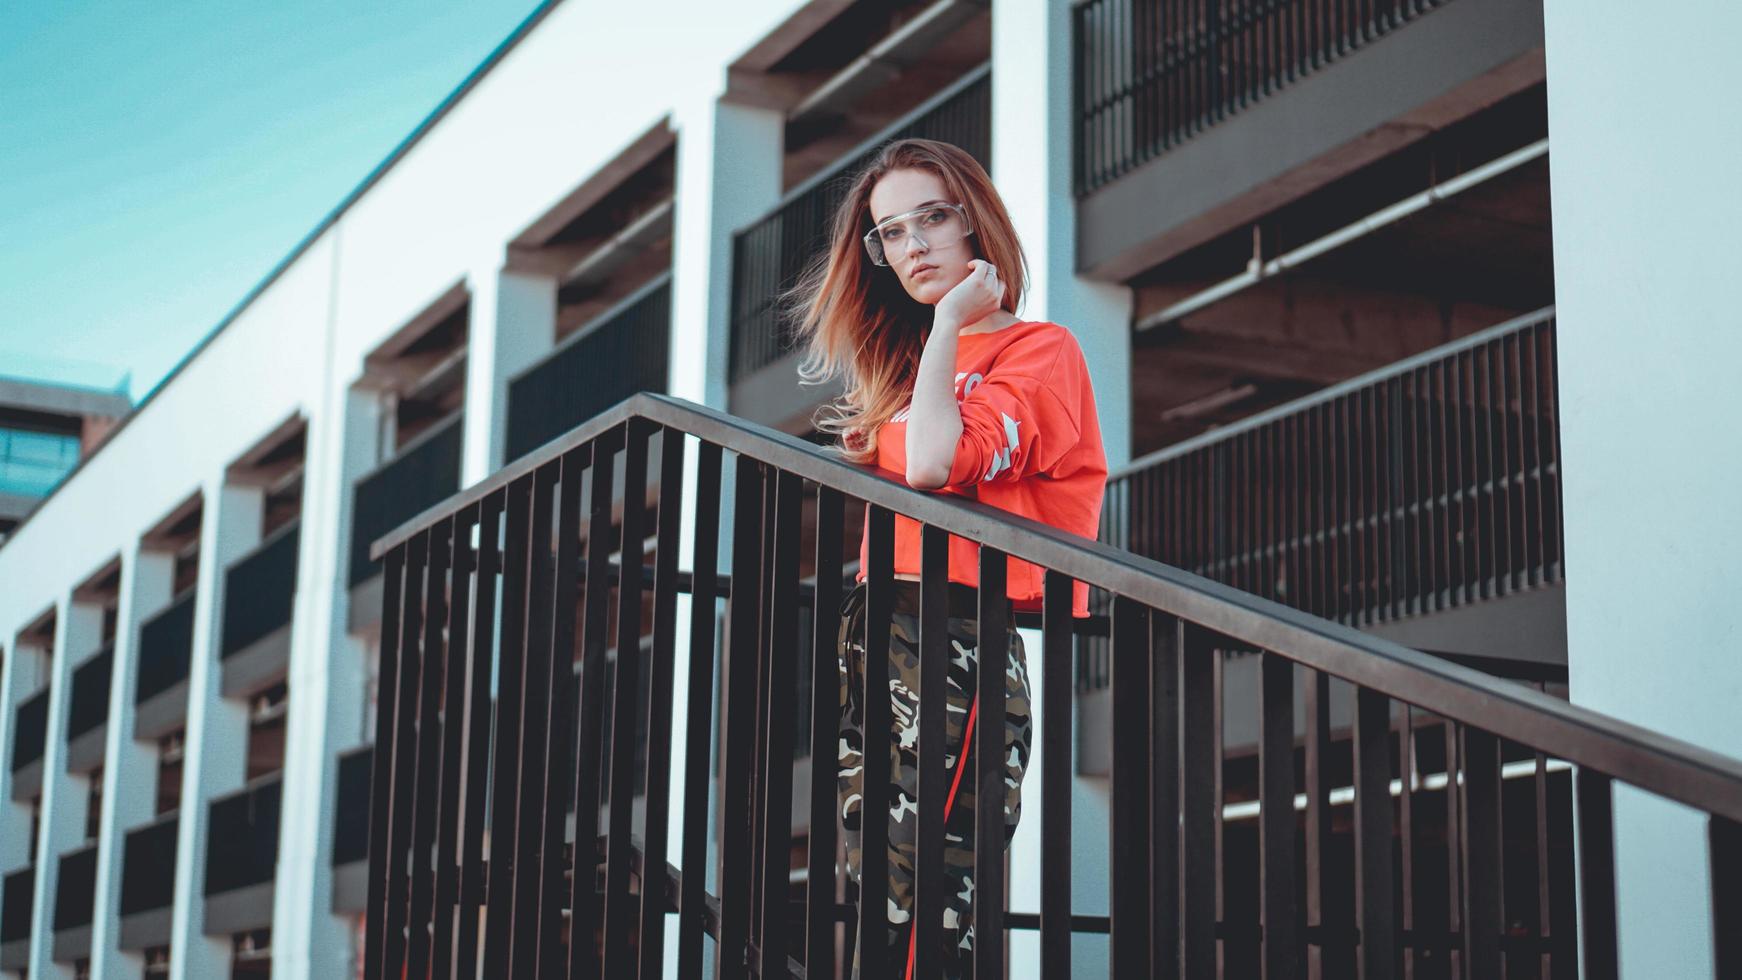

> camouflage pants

[{"left": 836, "top": 580, "right": 1032, "bottom": 979}]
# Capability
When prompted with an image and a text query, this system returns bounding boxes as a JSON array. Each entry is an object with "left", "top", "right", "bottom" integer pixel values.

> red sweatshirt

[{"left": 856, "top": 320, "right": 1107, "bottom": 617}]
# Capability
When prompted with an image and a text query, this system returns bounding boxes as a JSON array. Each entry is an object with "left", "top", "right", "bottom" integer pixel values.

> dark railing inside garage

[
  {"left": 505, "top": 277, "right": 671, "bottom": 464},
  {"left": 1075, "top": 0, "right": 1456, "bottom": 194},
  {"left": 136, "top": 590, "right": 195, "bottom": 704},
  {"left": 1090, "top": 308, "right": 1560, "bottom": 689},
  {"left": 66, "top": 646, "right": 114, "bottom": 742},
  {"left": 53, "top": 843, "right": 98, "bottom": 934},
  {"left": 729, "top": 66, "right": 991, "bottom": 384},
  {"left": 205, "top": 774, "right": 282, "bottom": 897},
  {"left": 0, "top": 866, "right": 34, "bottom": 945},
  {"left": 363, "top": 392, "right": 1742, "bottom": 980},
  {"left": 333, "top": 744, "right": 374, "bottom": 868},
  {"left": 120, "top": 812, "right": 179, "bottom": 916},
  {"left": 222, "top": 519, "right": 301, "bottom": 658},
  {"left": 349, "top": 414, "right": 464, "bottom": 587},
  {"left": 10, "top": 687, "right": 48, "bottom": 772}
]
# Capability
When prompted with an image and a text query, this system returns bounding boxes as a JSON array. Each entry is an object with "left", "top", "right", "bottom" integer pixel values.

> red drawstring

[{"left": 904, "top": 694, "right": 979, "bottom": 980}]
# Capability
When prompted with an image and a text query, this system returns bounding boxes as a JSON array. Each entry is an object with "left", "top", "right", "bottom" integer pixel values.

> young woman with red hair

[{"left": 791, "top": 138, "right": 1107, "bottom": 978}]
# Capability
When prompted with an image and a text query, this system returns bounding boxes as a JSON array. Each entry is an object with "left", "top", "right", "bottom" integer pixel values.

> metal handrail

[
  {"left": 1115, "top": 305, "right": 1555, "bottom": 478},
  {"left": 375, "top": 393, "right": 1742, "bottom": 821}
]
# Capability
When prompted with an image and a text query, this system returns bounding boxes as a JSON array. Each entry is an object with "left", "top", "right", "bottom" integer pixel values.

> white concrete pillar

[
  {"left": 0, "top": 630, "right": 49, "bottom": 874},
  {"left": 668, "top": 91, "right": 783, "bottom": 413},
  {"left": 270, "top": 386, "right": 383, "bottom": 978},
  {"left": 992, "top": 5, "right": 1132, "bottom": 975},
  {"left": 167, "top": 481, "right": 263, "bottom": 980},
  {"left": 1543, "top": 4, "right": 1742, "bottom": 976},
  {"left": 992, "top": 0, "right": 1134, "bottom": 470},
  {"left": 89, "top": 546, "right": 174, "bottom": 979},
  {"left": 461, "top": 262, "right": 559, "bottom": 484},
  {"left": 27, "top": 597, "right": 103, "bottom": 980},
  {"left": 662, "top": 87, "right": 782, "bottom": 980}
]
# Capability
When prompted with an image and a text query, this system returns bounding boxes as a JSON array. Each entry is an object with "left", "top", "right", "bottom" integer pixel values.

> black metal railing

[
  {"left": 0, "top": 866, "right": 33, "bottom": 945},
  {"left": 53, "top": 843, "right": 98, "bottom": 934},
  {"left": 204, "top": 775, "right": 282, "bottom": 896},
  {"left": 222, "top": 519, "right": 301, "bottom": 658},
  {"left": 350, "top": 413, "right": 464, "bottom": 588},
  {"left": 67, "top": 646, "right": 114, "bottom": 742},
  {"left": 729, "top": 67, "right": 992, "bottom": 384},
  {"left": 120, "top": 812, "right": 179, "bottom": 916},
  {"left": 1090, "top": 308, "right": 1561, "bottom": 688},
  {"left": 1075, "top": 0, "right": 1456, "bottom": 194},
  {"left": 362, "top": 392, "right": 1742, "bottom": 980},
  {"left": 136, "top": 590, "right": 196, "bottom": 705},
  {"left": 10, "top": 687, "right": 49, "bottom": 772},
  {"left": 334, "top": 745, "right": 373, "bottom": 867},
  {"left": 506, "top": 278, "right": 671, "bottom": 464}
]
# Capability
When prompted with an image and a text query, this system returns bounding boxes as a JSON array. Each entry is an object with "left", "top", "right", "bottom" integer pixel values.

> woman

[{"left": 791, "top": 138, "right": 1107, "bottom": 977}]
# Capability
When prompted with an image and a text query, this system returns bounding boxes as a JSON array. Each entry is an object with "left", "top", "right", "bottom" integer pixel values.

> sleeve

[{"left": 942, "top": 338, "right": 1084, "bottom": 488}]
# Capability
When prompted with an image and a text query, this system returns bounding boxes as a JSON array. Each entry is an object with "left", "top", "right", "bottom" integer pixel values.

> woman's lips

[{"left": 910, "top": 264, "right": 939, "bottom": 279}]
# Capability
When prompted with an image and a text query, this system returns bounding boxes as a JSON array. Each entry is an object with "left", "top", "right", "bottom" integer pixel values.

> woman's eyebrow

[{"left": 872, "top": 199, "right": 949, "bottom": 224}]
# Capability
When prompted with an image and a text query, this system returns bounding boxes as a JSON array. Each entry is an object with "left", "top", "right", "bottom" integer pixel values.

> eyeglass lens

[{"left": 864, "top": 206, "right": 971, "bottom": 266}]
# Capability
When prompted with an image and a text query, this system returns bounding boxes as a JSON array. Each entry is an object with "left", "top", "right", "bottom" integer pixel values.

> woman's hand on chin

[{"left": 934, "top": 259, "right": 1004, "bottom": 332}]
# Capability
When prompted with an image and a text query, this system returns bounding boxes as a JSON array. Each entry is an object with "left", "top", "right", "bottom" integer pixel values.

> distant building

[{"left": 0, "top": 378, "right": 129, "bottom": 542}]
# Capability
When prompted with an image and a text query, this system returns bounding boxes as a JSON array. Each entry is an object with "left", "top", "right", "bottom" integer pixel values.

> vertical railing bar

[
  {"left": 508, "top": 467, "right": 559, "bottom": 978},
  {"left": 1354, "top": 686, "right": 1397, "bottom": 978},
  {"left": 1708, "top": 816, "right": 1741, "bottom": 978},
  {"left": 1444, "top": 719, "right": 1462, "bottom": 980},
  {"left": 1496, "top": 338, "right": 1516, "bottom": 594},
  {"left": 382, "top": 532, "right": 429, "bottom": 980},
  {"left": 1213, "top": 644, "right": 1227, "bottom": 973},
  {"left": 1305, "top": 669, "right": 1330, "bottom": 980},
  {"left": 857, "top": 505, "right": 895, "bottom": 980},
  {"left": 1399, "top": 707, "right": 1416, "bottom": 980},
  {"left": 483, "top": 476, "right": 533, "bottom": 970},
  {"left": 1180, "top": 621, "right": 1217, "bottom": 980},
  {"left": 1460, "top": 727, "right": 1502, "bottom": 977},
  {"left": 972, "top": 547, "right": 1010, "bottom": 980},
  {"left": 604, "top": 422, "right": 651, "bottom": 978},
  {"left": 1151, "top": 609, "right": 1182, "bottom": 980},
  {"left": 1524, "top": 324, "right": 1545, "bottom": 588},
  {"left": 757, "top": 470, "right": 803, "bottom": 976},
  {"left": 432, "top": 508, "right": 479, "bottom": 979},
  {"left": 456, "top": 493, "right": 504, "bottom": 978},
  {"left": 912, "top": 525, "right": 951, "bottom": 978},
  {"left": 1040, "top": 571, "right": 1075, "bottom": 979},
  {"left": 1109, "top": 596, "right": 1151, "bottom": 977},
  {"left": 569, "top": 434, "right": 618, "bottom": 980},
  {"left": 409, "top": 517, "right": 454, "bottom": 979},
  {"left": 1576, "top": 770, "right": 1618, "bottom": 980},
  {"left": 718, "top": 456, "right": 768, "bottom": 979},
  {"left": 1534, "top": 749, "right": 1552, "bottom": 979},
  {"left": 362, "top": 545, "right": 406, "bottom": 980},
  {"left": 636, "top": 429, "right": 687, "bottom": 979},
  {"left": 536, "top": 448, "right": 588, "bottom": 974},
  {"left": 676, "top": 442, "right": 724, "bottom": 979},
  {"left": 1477, "top": 344, "right": 1495, "bottom": 599},
  {"left": 804, "top": 486, "right": 844, "bottom": 977},
  {"left": 748, "top": 471, "right": 777, "bottom": 943},
  {"left": 1260, "top": 650, "right": 1298, "bottom": 979}
]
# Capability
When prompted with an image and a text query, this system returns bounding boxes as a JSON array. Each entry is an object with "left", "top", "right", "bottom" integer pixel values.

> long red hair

[{"left": 787, "top": 139, "right": 1028, "bottom": 463}]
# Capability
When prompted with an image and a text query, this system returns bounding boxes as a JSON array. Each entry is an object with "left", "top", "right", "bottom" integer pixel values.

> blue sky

[{"left": 0, "top": 0, "right": 545, "bottom": 401}]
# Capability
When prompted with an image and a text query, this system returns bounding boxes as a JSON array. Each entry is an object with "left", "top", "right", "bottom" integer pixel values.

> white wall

[{"left": 1543, "top": 2, "right": 1742, "bottom": 976}]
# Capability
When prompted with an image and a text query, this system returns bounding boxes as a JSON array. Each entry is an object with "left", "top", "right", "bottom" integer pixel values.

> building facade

[{"left": 0, "top": 0, "right": 1735, "bottom": 976}]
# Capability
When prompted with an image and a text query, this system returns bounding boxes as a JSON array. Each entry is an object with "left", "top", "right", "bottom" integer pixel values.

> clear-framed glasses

[{"left": 862, "top": 202, "right": 975, "bottom": 267}]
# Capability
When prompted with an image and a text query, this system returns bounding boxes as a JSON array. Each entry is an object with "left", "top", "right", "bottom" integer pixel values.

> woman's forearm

[{"left": 905, "top": 314, "right": 964, "bottom": 489}]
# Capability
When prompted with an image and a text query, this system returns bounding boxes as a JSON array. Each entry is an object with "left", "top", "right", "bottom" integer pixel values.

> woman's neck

[{"left": 958, "top": 310, "right": 1022, "bottom": 335}]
